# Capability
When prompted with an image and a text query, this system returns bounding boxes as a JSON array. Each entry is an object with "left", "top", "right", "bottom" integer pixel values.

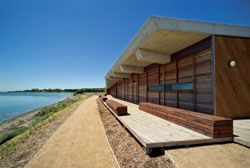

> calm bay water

[{"left": 0, "top": 92, "right": 72, "bottom": 123}]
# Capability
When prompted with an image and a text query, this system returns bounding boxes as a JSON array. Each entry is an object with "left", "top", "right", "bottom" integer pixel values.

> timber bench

[
  {"left": 139, "top": 102, "right": 233, "bottom": 138},
  {"left": 106, "top": 100, "right": 128, "bottom": 116},
  {"left": 99, "top": 95, "right": 108, "bottom": 102}
]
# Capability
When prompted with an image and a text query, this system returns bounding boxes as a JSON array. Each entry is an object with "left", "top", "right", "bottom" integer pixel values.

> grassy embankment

[{"left": 0, "top": 93, "right": 91, "bottom": 152}]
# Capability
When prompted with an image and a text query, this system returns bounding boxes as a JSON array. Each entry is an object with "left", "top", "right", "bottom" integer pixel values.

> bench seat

[
  {"left": 106, "top": 100, "right": 128, "bottom": 116},
  {"left": 139, "top": 102, "right": 233, "bottom": 138},
  {"left": 99, "top": 96, "right": 108, "bottom": 102}
]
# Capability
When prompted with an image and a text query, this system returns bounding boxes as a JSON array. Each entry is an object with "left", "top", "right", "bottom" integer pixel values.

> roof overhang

[{"left": 105, "top": 16, "right": 250, "bottom": 88}]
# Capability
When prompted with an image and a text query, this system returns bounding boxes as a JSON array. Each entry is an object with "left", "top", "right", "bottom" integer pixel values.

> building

[{"left": 105, "top": 16, "right": 250, "bottom": 119}]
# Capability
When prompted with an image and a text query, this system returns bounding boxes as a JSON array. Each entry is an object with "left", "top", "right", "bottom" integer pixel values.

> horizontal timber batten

[{"left": 139, "top": 102, "right": 233, "bottom": 138}]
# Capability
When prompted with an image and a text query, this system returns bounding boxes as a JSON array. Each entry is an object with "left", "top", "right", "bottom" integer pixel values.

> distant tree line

[{"left": 14, "top": 88, "right": 105, "bottom": 93}]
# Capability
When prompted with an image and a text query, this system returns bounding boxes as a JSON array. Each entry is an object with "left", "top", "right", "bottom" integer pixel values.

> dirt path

[
  {"left": 25, "top": 96, "right": 118, "bottom": 168},
  {"left": 167, "top": 143, "right": 250, "bottom": 168},
  {"left": 0, "top": 97, "right": 81, "bottom": 168}
]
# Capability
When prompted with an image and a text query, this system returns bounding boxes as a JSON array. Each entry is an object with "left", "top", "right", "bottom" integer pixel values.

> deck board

[
  {"left": 233, "top": 119, "right": 250, "bottom": 147},
  {"left": 102, "top": 96, "right": 231, "bottom": 149}
]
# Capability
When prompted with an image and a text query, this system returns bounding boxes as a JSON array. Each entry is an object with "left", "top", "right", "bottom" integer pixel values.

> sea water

[{"left": 0, "top": 92, "right": 72, "bottom": 123}]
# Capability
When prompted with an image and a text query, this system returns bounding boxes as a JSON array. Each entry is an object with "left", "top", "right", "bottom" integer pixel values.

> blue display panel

[
  {"left": 148, "top": 85, "right": 165, "bottom": 91},
  {"left": 148, "top": 83, "right": 193, "bottom": 91},
  {"left": 164, "top": 85, "right": 172, "bottom": 91},
  {"left": 172, "top": 83, "right": 193, "bottom": 91}
]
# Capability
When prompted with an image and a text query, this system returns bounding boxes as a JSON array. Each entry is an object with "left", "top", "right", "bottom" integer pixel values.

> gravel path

[
  {"left": 167, "top": 143, "right": 250, "bottom": 168},
  {"left": 25, "top": 96, "right": 118, "bottom": 168},
  {"left": 97, "top": 99, "right": 174, "bottom": 168}
]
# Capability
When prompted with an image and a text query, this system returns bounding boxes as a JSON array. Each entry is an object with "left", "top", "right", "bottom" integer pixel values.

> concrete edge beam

[
  {"left": 135, "top": 48, "right": 171, "bottom": 64},
  {"left": 112, "top": 72, "right": 131, "bottom": 78},
  {"left": 120, "top": 65, "right": 144, "bottom": 74},
  {"left": 108, "top": 76, "right": 124, "bottom": 81},
  {"left": 153, "top": 16, "right": 250, "bottom": 38}
]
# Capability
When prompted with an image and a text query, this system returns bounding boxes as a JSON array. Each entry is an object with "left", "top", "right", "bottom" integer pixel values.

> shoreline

[
  {"left": 0, "top": 95, "right": 85, "bottom": 168},
  {"left": 0, "top": 108, "right": 39, "bottom": 135},
  {"left": 0, "top": 97, "right": 70, "bottom": 135},
  {"left": 0, "top": 107, "right": 42, "bottom": 125}
]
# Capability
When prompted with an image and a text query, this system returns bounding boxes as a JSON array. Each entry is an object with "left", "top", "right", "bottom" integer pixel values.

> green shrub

[
  {"left": 73, "top": 88, "right": 104, "bottom": 95},
  {"left": 32, "top": 96, "right": 81, "bottom": 126},
  {"left": 0, "top": 127, "right": 29, "bottom": 145},
  {"left": 0, "top": 94, "right": 86, "bottom": 148}
]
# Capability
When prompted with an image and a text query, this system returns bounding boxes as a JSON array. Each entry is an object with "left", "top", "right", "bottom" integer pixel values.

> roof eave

[{"left": 105, "top": 16, "right": 250, "bottom": 88}]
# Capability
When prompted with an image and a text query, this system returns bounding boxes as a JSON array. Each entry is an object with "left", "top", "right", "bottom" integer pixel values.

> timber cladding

[
  {"left": 164, "top": 61, "right": 177, "bottom": 107},
  {"left": 125, "top": 78, "right": 128, "bottom": 100},
  {"left": 117, "top": 81, "right": 122, "bottom": 99},
  {"left": 109, "top": 84, "right": 115, "bottom": 97},
  {"left": 215, "top": 36, "right": 250, "bottom": 118},
  {"left": 139, "top": 72, "right": 147, "bottom": 103},
  {"left": 132, "top": 74, "right": 139, "bottom": 103},
  {"left": 128, "top": 77, "right": 133, "bottom": 102},
  {"left": 109, "top": 37, "right": 214, "bottom": 115},
  {"left": 147, "top": 64, "right": 161, "bottom": 104}
]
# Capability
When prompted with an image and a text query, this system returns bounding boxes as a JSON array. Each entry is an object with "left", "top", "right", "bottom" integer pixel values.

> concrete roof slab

[{"left": 105, "top": 16, "right": 250, "bottom": 88}]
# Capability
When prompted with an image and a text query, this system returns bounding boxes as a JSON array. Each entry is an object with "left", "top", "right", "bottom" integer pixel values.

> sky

[{"left": 0, "top": 0, "right": 250, "bottom": 91}]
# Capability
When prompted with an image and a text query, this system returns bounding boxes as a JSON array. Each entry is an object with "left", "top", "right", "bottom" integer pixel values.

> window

[
  {"left": 148, "top": 85, "right": 165, "bottom": 91},
  {"left": 148, "top": 82, "right": 193, "bottom": 91},
  {"left": 164, "top": 85, "right": 172, "bottom": 91},
  {"left": 172, "top": 83, "right": 193, "bottom": 91}
]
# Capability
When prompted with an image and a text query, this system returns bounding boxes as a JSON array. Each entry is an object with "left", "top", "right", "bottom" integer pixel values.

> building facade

[{"left": 105, "top": 17, "right": 250, "bottom": 119}]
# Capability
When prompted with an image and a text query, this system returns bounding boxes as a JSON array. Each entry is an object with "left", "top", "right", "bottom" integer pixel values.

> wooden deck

[
  {"left": 234, "top": 119, "right": 250, "bottom": 147},
  {"left": 102, "top": 96, "right": 232, "bottom": 152}
]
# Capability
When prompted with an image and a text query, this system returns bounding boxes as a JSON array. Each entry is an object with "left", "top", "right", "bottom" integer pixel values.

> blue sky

[{"left": 0, "top": 0, "right": 250, "bottom": 91}]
